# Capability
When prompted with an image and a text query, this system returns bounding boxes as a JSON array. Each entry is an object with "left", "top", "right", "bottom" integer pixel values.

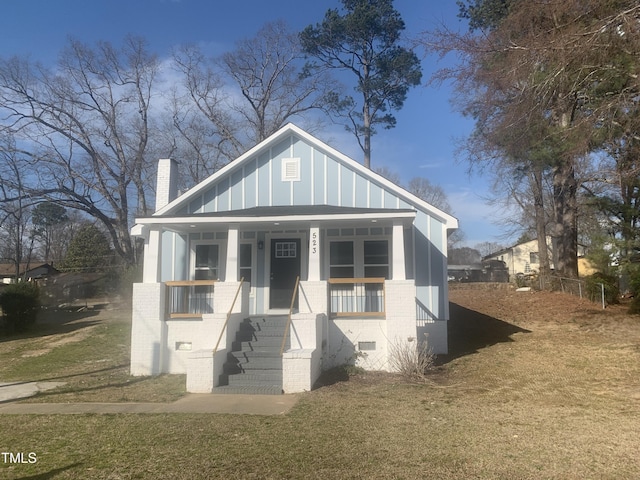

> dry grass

[
  {"left": 0, "top": 304, "right": 185, "bottom": 403},
  {"left": 1, "top": 286, "right": 640, "bottom": 479}
]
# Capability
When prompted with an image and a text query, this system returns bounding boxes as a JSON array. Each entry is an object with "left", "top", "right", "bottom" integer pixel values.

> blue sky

[{"left": 1, "top": 0, "right": 514, "bottom": 248}]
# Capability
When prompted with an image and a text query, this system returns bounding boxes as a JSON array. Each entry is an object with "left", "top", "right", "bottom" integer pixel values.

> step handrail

[
  {"left": 213, "top": 277, "right": 245, "bottom": 355},
  {"left": 280, "top": 276, "right": 300, "bottom": 356}
]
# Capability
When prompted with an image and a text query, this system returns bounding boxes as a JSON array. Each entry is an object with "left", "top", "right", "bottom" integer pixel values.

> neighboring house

[
  {"left": 484, "top": 238, "right": 590, "bottom": 278},
  {"left": 0, "top": 263, "right": 59, "bottom": 284},
  {"left": 483, "top": 238, "right": 552, "bottom": 277},
  {"left": 130, "top": 124, "right": 458, "bottom": 394}
]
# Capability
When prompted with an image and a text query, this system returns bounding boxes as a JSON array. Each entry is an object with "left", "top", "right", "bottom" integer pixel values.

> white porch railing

[
  {"left": 165, "top": 280, "right": 215, "bottom": 318},
  {"left": 328, "top": 278, "right": 385, "bottom": 317}
]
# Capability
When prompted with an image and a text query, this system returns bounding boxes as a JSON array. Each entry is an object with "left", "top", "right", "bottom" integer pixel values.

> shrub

[
  {"left": 388, "top": 335, "right": 435, "bottom": 382},
  {"left": 585, "top": 272, "right": 619, "bottom": 306},
  {"left": 0, "top": 282, "right": 41, "bottom": 334}
]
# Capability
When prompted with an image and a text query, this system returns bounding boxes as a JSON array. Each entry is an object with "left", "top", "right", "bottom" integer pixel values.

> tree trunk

[
  {"left": 363, "top": 99, "right": 372, "bottom": 169},
  {"left": 530, "top": 166, "right": 551, "bottom": 277},
  {"left": 552, "top": 160, "right": 579, "bottom": 278}
]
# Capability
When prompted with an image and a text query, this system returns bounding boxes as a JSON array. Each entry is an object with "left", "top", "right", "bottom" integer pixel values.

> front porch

[{"left": 131, "top": 270, "right": 434, "bottom": 393}]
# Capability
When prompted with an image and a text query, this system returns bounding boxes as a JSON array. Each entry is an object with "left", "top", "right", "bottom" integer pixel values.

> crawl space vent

[{"left": 358, "top": 341, "right": 376, "bottom": 351}]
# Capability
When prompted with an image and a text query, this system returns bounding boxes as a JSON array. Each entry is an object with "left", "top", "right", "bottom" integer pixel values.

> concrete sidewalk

[
  {"left": 0, "top": 393, "right": 299, "bottom": 415},
  {"left": 0, "top": 381, "right": 67, "bottom": 402}
]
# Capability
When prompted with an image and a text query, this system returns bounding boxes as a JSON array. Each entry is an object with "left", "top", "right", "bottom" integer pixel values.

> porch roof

[{"left": 132, "top": 205, "right": 416, "bottom": 234}]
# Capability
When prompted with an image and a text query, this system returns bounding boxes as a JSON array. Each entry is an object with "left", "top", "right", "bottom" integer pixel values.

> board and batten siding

[
  {"left": 413, "top": 210, "right": 449, "bottom": 322},
  {"left": 184, "top": 134, "right": 424, "bottom": 213}
]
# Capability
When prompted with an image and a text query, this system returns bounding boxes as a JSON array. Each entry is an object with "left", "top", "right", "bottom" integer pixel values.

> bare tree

[
  {"left": 171, "top": 42, "right": 244, "bottom": 176},
  {"left": 474, "top": 242, "right": 505, "bottom": 258},
  {"left": 221, "top": 20, "right": 332, "bottom": 145},
  {"left": 407, "top": 177, "right": 451, "bottom": 214},
  {"left": 0, "top": 135, "right": 36, "bottom": 278},
  {"left": 374, "top": 166, "right": 402, "bottom": 186},
  {"left": 0, "top": 36, "right": 159, "bottom": 265},
  {"left": 172, "top": 21, "right": 332, "bottom": 185},
  {"left": 374, "top": 165, "right": 463, "bottom": 245}
]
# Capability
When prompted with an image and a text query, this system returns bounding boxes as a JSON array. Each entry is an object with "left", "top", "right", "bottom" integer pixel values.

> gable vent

[{"left": 281, "top": 158, "right": 300, "bottom": 182}]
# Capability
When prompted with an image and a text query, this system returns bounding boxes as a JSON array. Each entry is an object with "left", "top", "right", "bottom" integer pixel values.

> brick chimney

[{"left": 155, "top": 158, "right": 178, "bottom": 212}]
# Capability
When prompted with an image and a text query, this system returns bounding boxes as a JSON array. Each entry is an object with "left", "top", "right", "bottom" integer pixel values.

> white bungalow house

[{"left": 130, "top": 124, "right": 458, "bottom": 394}]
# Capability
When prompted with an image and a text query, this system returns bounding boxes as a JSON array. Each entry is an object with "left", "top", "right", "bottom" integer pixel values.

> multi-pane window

[
  {"left": 194, "top": 244, "right": 219, "bottom": 280},
  {"left": 330, "top": 241, "right": 354, "bottom": 278},
  {"left": 275, "top": 241, "right": 297, "bottom": 258},
  {"left": 239, "top": 243, "right": 252, "bottom": 284},
  {"left": 364, "top": 240, "right": 389, "bottom": 279},
  {"left": 329, "top": 239, "right": 389, "bottom": 279}
]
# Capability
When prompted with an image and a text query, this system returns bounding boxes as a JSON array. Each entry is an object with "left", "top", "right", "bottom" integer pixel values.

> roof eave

[{"left": 131, "top": 210, "right": 417, "bottom": 236}]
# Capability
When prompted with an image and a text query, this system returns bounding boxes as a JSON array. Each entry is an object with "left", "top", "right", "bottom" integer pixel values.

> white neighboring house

[
  {"left": 483, "top": 238, "right": 553, "bottom": 278},
  {"left": 130, "top": 124, "right": 458, "bottom": 394}
]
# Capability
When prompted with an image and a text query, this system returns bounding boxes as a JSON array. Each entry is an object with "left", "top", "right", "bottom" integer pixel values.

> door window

[{"left": 275, "top": 241, "right": 297, "bottom": 258}]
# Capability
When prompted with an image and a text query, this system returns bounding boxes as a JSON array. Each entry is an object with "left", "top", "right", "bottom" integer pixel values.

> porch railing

[
  {"left": 165, "top": 280, "right": 215, "bottom": 318},
  {"left": 328, "top": 277, "right": 385, "bottom": 317}
]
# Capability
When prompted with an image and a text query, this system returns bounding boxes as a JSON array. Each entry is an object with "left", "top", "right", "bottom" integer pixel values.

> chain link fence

[{"left": 529, "top": 274, "right": 608, "bottom": 308}]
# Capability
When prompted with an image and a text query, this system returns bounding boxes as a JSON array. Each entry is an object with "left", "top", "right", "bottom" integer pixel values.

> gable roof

[
  {"left": 0, "top": 263, "right": 58, "bottom": 278},
  {"left": 151, "top": 123, "right": 458, "bottom": 229},
  {"left": 483, "top": 238, "right": 551, "bottom": 261}
]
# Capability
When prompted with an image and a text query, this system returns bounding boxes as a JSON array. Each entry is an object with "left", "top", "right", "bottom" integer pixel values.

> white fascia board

[{"left": 135, "top": 210, "right": 416, "bottom": 227}]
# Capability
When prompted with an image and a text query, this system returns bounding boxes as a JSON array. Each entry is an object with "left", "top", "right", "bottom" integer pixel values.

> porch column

[
  {"left": 225, "top": 225, "right": 239, "bottom": 282},
  {"left": 142, "top": 226, "right": 163, "bottom": 283},
  {"left": 392, "top": 220, "right": 406, "bottom": 280},
  {"left": 308, "top": 225, "right": 321, "bottom": 281}
]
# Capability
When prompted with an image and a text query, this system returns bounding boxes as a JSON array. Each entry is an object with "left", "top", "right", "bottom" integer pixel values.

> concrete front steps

[{"left": 214, "top": 316, "right": 289, "bottom": 395}]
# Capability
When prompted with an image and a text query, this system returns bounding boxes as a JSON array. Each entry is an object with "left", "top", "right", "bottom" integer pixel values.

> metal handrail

[
  {"left": 212, "top": 277, "right": 245, "bottom": 355},
  {"left": 280, "top": 276, "right": 300, "bottom": 356}
]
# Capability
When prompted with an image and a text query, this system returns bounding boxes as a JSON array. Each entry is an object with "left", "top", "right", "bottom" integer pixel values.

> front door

[{"left": 269, "top": 239, "right": 301, "bottom": 309}]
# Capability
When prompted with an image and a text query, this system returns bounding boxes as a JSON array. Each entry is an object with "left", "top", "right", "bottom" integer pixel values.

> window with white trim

[
  {"left": 328, "top": 239, "right": 390, "bottom": 279},
  {"left": 330, "top": 241, "right": 354, "bottom": 278},
  {"left": 364, "top": 240, "right": 389, "bottom": 278},
  {"left": 194, "top": 244, "right": 219, "bottom": 280},
  {"left": 239, "top": 243, "right": 253, "bottom": 284}
]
